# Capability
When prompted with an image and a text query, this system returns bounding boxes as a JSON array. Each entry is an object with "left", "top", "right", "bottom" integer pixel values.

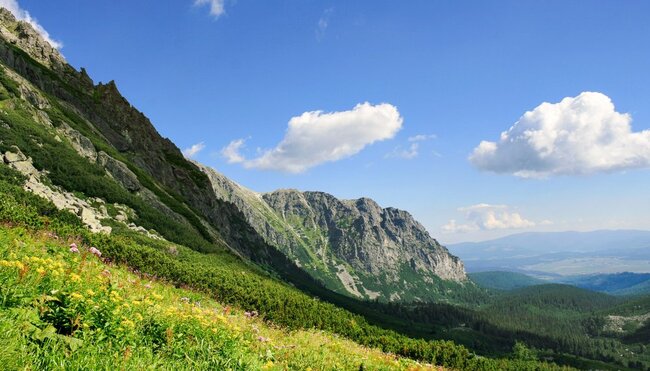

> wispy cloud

[
  {"left": 470, "top": 92, "right": 650, "bottom": 178},
  {"left": 0, "top": 0, "right": 62, "bottom": 49},
  {"left": 442, "top": 204, "right": 543, "bottom": 233},
  {"left": 386, "top": 133, "right": 437, "bottom": 160},
  {"left": 194, "top": 0, "right": 226, "bottom": 19},
  {"left": 385, "top": 143, "right": 419, "bottom": 159},
  {"left": 221, "top": 102, "right": 403, "bottom": 173},
  {"left": 408, "top": 134, "right": 436, "bottom": 142},
  {"left": 316, "top": 8, "right": 334, "bottom": 40},
  {"left": 182, "top": 142, "right": 206, "bottom": 158}
]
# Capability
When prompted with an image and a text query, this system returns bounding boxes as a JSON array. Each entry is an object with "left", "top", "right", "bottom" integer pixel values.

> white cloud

[
  {"left": 408, "top": 134, "right": 436, "bottom": 142},
  {"left": 194, "top": 0, "right": 225, "bottom": 19},
  {"left": 182, "top": 142, "right": 205, "bottom": 158},
  {"left": 386, "top": 143, "right": 419, "bottom": 159},
  {"left": 442, "top": 204, "right": 537, "bottom": 233},
  {"left": 0, "top": 0, "right": 62, "bottom": 49},
  {"left": 220, "top": 138, "right": 245, "bottom": 163},
  {"left": 221, "top": 102, "right": 403, "bottom": 173},
  {"left": 470, "top": 92, "right": 650, "bottom": 178},
  {"left": 316, "top": 8, "right": 334, "bottom": 40},
  {"left": 386, "top": 133, "right": 437, "bottom": 159}
]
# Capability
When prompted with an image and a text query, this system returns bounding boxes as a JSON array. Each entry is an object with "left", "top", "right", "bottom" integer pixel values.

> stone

[
  {"left": 98, "top": 151, "right": 141, "bottom": 191},
  {"left": 57, "top": 123, "right": 97, "bottom": 161},
  {"left": 3, "top": 148, "right": 39, "bottom": 178}
]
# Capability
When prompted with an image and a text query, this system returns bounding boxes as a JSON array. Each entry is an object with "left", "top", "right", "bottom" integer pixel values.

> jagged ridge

[{"left": 200, "top": 165, "right": 467, "bottom": 302}]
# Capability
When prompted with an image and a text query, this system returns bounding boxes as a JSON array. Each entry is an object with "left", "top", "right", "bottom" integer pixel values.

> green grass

[{"left": 0, "top": 227, "right": 438, "bottom": 370}]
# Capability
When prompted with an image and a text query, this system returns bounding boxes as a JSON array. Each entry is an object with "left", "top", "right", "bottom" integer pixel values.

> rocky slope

[
  {"left": 200, "top": 165, "right": 467, "bottom": 301},
  {"left": 0, "top": 7, "right": 466, "bottom": 302},
  {"left": 0, "top": 7, "right": 277, "bottom": 261}
]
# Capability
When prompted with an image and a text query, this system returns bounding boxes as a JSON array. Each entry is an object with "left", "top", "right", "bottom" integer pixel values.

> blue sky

[{"left": 13, "top": 0, "right": 650, "bottom": 243}]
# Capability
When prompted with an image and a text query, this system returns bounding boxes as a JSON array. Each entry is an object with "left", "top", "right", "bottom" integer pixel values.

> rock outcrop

[
  {"left": 2, "top": 147, "right": 111, "bottom": 234},
  {"left": 200, "top": 165, "right": 467, "bottom": 301},
  {"left": 97, "top": 151, "right": 141, "bottom": 192}
]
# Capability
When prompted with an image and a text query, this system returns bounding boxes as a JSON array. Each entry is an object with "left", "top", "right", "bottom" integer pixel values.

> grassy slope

[{"left": 0, "top": 226, "right": 435, "bottom": 370}]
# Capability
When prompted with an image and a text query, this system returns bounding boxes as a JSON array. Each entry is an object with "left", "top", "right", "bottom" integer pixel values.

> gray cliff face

[
  {"left": 263, "top": 190, "right": 467, "bottom": 282},
  {"left": 199, "top": 165, "right": 467, "bottom": 302}
]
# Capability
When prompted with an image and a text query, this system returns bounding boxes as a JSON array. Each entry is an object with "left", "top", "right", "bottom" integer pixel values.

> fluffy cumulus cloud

[
  {"left": 0, "top": 0, "right": 62, "bottom": 49},
  {"left": 221, "top": 102, "right": 403, "bottom": 173},
  {"left": 182, "top": 142, "right": 205, "bottom": 158},
  {"left": 194, "top": 0, "right": 225, "bottom": 19},
  {"left": 220, "top": 139, "right": 245, "bottom": 163},
  {"left": 469, "top": 92, "right": 650, "bottom": 178},
  {"left": 442, "top": 204, "right": 538, "bottom": 233}
]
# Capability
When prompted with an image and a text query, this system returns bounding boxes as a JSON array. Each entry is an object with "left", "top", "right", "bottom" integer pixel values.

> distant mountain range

[
  {"left": 448, "top": 230, "right": 650, "bottom": 276},
  {"left": 470, "top": 270, "right": 650, "bottom": 296}
]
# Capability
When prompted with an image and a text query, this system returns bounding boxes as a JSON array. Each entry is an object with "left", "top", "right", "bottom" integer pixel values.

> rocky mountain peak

[
  {"left": 0, "top": 7, "right": 65, "bottom": 69},
  {"left": 200, "top": 165, "right": 467, "bottom": 301}
]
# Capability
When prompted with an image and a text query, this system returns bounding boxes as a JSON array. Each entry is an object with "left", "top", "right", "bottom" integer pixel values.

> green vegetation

[
  {"left": 363, "top": 285, "right": 650, "bottom": 370},
  {"left": 0, "top": 227, "right": 439, "bottom": 370},
  {"left": 0, "top": 161, "right": 568, "bottom": 370},
  {"left": 0, "top": 79, "right": 216, "bottom": 252}
]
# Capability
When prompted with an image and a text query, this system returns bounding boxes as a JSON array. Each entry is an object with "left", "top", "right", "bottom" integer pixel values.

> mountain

[
  {"left": 557, "top": 273, "right": 650, "bottom": 296},
  {"left": 469, "top": 271, "right": 544, "bottom": 291},
  {"left": 0, "top": 7, "right": 464, "bottom": 304},
  {"left": 199, "top": 165, "right": 466, "bottom": 301},
  {"left": 448, "top": 230, "right": 650, "bottom": 275},
  {"left": 1, "top": 8, "right": 649, "bottom": 369}
]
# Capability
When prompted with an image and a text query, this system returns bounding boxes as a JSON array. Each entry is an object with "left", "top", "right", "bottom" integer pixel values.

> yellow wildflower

[
  {"left": 262, "top": 360, "right": 274, "bottom": 370},
  {"left": 134, "top": 313, "right": 144, "bottom": 321},
  {"left": 36, "top": 267, "right": 46, "bottom": 275},
  {"left": 121, "top": 319, "right": 135, "bottom": 329},
  {"left": 110, "top": 291, "right": 123, "bottom": 302},
  {"left": 69, "top": 273, "right": 82, "bottom": 283},
  {"left": 151, "top": 293, "right": 163, "bottom": 300},
  {"left": 70, "top": 292, "right": 84, "bottom": 301},
  {"left": 86, "top": 289, "right": 96, "bottom": 296}
]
